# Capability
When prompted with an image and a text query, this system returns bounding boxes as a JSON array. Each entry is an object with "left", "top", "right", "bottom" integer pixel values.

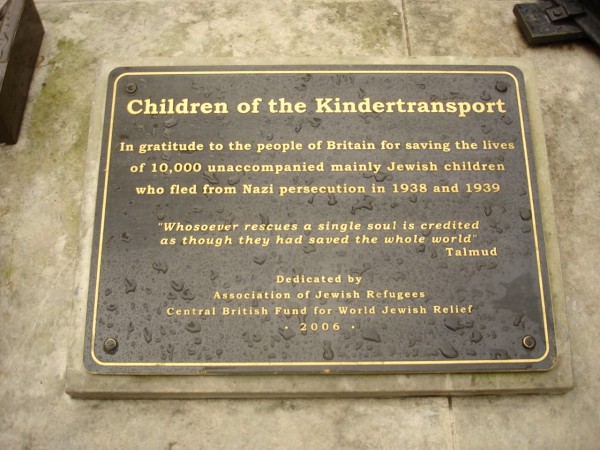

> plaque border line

[{"left": 87, "top": 67, "right": 553, "bottom": 371}]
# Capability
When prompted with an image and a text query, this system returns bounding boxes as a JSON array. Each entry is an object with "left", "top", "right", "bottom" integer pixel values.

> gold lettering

[{"left": 127, "top": 99, "right": 143, "bottom": 114}]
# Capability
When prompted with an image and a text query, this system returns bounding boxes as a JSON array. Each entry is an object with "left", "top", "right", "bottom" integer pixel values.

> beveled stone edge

[{"left": 65, "top": 56, "right": 573, "bottom": 398}]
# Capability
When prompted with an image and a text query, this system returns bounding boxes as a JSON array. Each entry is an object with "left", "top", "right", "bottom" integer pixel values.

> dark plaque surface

[{"left": 84, "top": 66, "right": 556, "bottom": 374}]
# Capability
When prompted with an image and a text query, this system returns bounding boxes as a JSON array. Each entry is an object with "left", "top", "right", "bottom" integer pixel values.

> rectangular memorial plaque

[{"left": 84, "top": 65, "right": 556, "bottom": 374}]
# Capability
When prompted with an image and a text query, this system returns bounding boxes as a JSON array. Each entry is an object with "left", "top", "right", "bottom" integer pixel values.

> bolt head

[
  {"left": 125, "top": 82, "right": 137, "bottom": 94},
  {"left": 522, "top": 335, "right": 536, "bottom": 350},
  {"left": 495, "top": 81, "right": 508, "bottom": 93},
  {"left": 103, "top": 338, "right": 119, "bottom": 354}
]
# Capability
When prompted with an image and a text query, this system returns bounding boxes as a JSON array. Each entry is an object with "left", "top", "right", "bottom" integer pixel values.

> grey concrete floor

[{"left": 1, "top": 0, "right": 599, "bottom": 448}]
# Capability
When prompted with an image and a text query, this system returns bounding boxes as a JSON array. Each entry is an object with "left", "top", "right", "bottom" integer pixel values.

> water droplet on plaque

[
  {"left": 164, "top": 117, "right": 178, "bottom": 128},
  {"left": 170, "top": 280, "right": 184, "bottom": 292},
  {"left": 308, "top": 116, "right": 323, "bottom": 129},
  {"left": 519, "top": 208, "right": 532, "bottom": 221},
  {"left": 302, "top": 244, "right": 316, "bottom": 254},
  {"left": 181, "top": 288, "right": 195, "bottom": 301},
  {"left": 374, "top": 172, "right": 390, "bottom": 182},
  {"left": 259, "top": 214, "right": 269, "bottom": 225},
  {"left": 361, "top": 327, "right": 381, "bottom": 343},
  {"left": 124, "top": 278, "right": 137, "bottom": 293},
  {"left": 143, "top": 327, "right": 152, "bottom": 343},
  {"left": 152, "top": 261, "right": 169, "bottom": 273},
  {"left": 185, "top": 321, "right": 201, "bottom": 333},
  {"left": 202, "top": 172, "right": 219, "bottom": 184},
  {"left": 253, "top": 254, "right": 267, "bottom": 265},
  {"left": 444, "top": 317, "right": 463, "bottom": 331},
  {"left": 323, "top": 341, "right": 334, "bottom": 360},
  {"left": 278, "top": 327, "right": 296, "bottom": 341},
  {"left": 351, "top": 196, "right": 374, "bottom": 214},
  {"left": 439, "top": 342, "right": 458, "bottom": 358}
]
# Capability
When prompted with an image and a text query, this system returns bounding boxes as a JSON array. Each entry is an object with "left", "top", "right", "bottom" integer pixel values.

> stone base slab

[{"left": 66, "top": 57, "right": 573, "bottom": 398}]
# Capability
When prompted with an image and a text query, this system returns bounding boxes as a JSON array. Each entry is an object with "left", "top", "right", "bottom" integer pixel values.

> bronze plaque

[{"left": 84, "top": 66, "right": 556, "bottom": 374}]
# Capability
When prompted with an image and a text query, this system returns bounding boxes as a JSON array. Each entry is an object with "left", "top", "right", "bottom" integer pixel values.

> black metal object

[
  {"left": 514, "top": 0, "right": 600, "bottom": 47},
  {"left": 84, "top": 65, "right": 556, "bottom": 375},
  {"left": 0, "top": 0, "right": 44, "bottom": 145}
]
